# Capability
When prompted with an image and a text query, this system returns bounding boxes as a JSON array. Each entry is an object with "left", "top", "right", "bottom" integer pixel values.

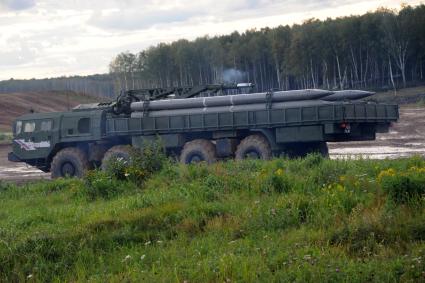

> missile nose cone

[{"left": 321, "top": 90, "right": 375, "bottom": 101}]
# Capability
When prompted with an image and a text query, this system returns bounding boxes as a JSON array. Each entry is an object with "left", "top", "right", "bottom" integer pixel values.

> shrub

[
  {"left": 103, "top": 152, "right": 132, "bottom": 180},
  {"left": 267, "top": 168, "right": 292, "bottom": 193},
  {"left": 0, "top": 181, "right": 14, "bottom": 192},
  {"left": 82, "top": 170, "right": 136, "bottom": 200},
  {"left": 102, "top": 140, "right": 167, "bottom": 184},
  {"left": 302, "top": 153, "right": 324, "bottom": 168},
  {"left": 0, "top": 132, "right": 12, "bottom": 143},
  {"left": 137, "top": 139, "right": 167, "bottom": 175},
  {"left": 308, "top": 160, "right": 349, "bottom": 187},
  {"left": 379, "top": 167, "right": 425, "bottom": 204}
]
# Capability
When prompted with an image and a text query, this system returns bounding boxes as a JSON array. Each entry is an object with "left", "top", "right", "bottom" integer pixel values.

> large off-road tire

[
  {"left": 51, "top": 147, "right": 90, "bottom": 179},
  {"left": 235, "top": 134, "right": 272, "bottom": 160},
  {"left": 180, "top": 139, "right": 217, "bottom": 164},
  {"left": 101, "top": 145, "right": 133, "bottom": 171},
  {"left": 89, "top": 144, "right": 109, "bottom": 166}
]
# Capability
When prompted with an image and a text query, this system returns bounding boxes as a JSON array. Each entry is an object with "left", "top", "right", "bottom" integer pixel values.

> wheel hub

[
  {"left": 245, "top": 150, "right": 261, "bottom": 159},
  {"left": 61, "top": 162, "right": 76, "bottom": 177},
  {"left": 188, "top": 154, "right": 203, "bottom": 163}
]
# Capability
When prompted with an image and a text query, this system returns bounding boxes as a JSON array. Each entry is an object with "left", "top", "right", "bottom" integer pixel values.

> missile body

[
  {"left": 131, "top": 89, "right": 333, "bottom": 111},
  {"left": 131, "top": 99, "right": 331, "bottom": 118},
  {"left": 129, "top": 89, "right": 375, "bottom": 118}
]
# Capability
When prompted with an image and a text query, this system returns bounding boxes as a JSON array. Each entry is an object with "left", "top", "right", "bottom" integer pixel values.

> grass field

[{"left": 0, "top": 155, "right": 424, "bottom": 282}]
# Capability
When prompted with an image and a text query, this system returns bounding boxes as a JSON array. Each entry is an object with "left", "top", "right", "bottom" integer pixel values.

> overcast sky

[{"left": 0, "top": 0, "right": 421, "bottom": 80}]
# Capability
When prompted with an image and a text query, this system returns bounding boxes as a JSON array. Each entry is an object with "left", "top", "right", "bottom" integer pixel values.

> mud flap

[{"left": 8, "top": 152, "right": 21, "bottom": 162}]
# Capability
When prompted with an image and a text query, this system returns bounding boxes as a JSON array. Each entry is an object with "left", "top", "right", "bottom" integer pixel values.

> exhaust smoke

[{"left": 222, "top": 68, "right": 246, "bottom": 83}]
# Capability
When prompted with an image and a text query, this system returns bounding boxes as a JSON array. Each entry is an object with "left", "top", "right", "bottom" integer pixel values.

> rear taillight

[{"left": 340, "top": 122, "right": 351, "bottom": 133}]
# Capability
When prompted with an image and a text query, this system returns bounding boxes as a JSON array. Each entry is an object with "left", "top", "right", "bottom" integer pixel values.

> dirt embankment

[{"left": 0, "top": 91, "right": 105, "bottom": 132}]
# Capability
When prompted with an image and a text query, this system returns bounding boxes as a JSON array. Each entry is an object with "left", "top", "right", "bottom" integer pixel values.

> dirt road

[{"left": 1, "top": 106, "right": 424, "bottom": 183}]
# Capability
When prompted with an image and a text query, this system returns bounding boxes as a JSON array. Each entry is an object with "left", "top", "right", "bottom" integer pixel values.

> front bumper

[{"left": 8, "top": 152, "right": 21, "bottom": 162}]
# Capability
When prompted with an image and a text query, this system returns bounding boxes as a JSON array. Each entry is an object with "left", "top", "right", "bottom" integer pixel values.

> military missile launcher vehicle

[{"left": 8, "top": 84, "right": 399, "bottom": 178}]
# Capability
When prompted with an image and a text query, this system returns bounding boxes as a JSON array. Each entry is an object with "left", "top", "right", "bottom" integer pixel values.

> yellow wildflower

[{"left": 377, "top": 168, "right": 396, "bottom": 183}]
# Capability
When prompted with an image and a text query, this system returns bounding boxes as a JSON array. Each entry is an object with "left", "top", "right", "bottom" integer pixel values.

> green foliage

[
  {"left": 379, "top": 167, "right": 425, "bottom": 204},
  {"left": 264, "top": 168, "right": 293, "bottom": 193},
  {"left": 0, "top": 157, "right": 425, "bottom": 282},
  {"left": 102, "top": 150, "right": 131, "bottom": 180},
  {"left": 82, "top": 170, "right": 137, "bottom": 200},
  {"left": 103, "top": 141, "right": 167, "bottom": 184},
  {"left": 0, "top": 132, "right": 12, "bottom": 143}
]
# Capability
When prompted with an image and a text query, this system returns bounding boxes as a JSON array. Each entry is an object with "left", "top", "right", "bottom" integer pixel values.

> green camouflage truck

[{"left": 8, "top": 84, "right": 399, "bottom": 178}]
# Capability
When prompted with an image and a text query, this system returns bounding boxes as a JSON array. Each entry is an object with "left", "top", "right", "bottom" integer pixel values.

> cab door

[{"left": 13, "top": 119, "right": 54, "bottom": 160}]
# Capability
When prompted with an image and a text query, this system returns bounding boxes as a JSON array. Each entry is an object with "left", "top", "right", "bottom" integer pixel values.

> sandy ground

[{"left": 0, "top": 106, "right": 424, "bottom": 183}]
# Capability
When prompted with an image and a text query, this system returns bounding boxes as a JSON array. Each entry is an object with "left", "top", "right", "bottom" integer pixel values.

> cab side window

[
  {"left": 78, "top": 118, "right": 90, "bottom": 134},
  {"left": 41, "top": 120, "right": 53, "bottom": 131},
  {"left": 15, "top": 121, "right": 22, "bottom": 135},
  {"left": 23, "top": 122, "right": 36, "bottom": 133}
]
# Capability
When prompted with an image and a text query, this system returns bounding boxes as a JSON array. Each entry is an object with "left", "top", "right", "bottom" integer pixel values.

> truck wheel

[
  {"left": 89, "top": 144, "right": 108, "bottom": 167},
  {"left": 235, "top": 134, "right": 272, "bottom": 160},
  {"left": 180, "top": 139, "right": 217, "bottom": 164},
  {"left": 101, "top": 145, "right": 133, "bottom": 171},
  {"left": 51, "top": 147, "right": 90, "bottom": 178}
]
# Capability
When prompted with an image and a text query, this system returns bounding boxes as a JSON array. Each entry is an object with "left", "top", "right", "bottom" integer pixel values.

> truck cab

[
  {"left": 9, "top": 112, "right": 61, "bottom": 171},
  {"left": 8, "top": 108, "right": 107, "bottom": 173}
]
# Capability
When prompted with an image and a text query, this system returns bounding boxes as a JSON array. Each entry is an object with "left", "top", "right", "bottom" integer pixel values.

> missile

[
  {"left": 131, "top": 89, "right": 333, "bottom": 111},
  {"left": 131, "top": 99, "right": 330, "bottom": 118},
  {"left": 321, "top": 90, "right": 375, "bottom": 101}
]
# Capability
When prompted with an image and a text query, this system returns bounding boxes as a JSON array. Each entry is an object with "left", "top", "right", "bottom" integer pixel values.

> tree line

[
  {"left": 1, "top": 5, "right": 424, "bottom": 98},
  {"left": 109, "top": 5, "right": 425, "bottom": 93},
  {"left": 0, "top": 75, "right": 115, "bottom": 97}
]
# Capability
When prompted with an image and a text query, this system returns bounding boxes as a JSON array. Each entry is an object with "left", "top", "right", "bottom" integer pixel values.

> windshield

[{"left": 15, "top": 121, "right": 22, "bottom": 135}]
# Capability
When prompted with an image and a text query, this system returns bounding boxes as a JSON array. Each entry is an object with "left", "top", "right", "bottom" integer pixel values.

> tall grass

[{"left": 0, "top": 155, "right": 424, "bottom": 282}]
